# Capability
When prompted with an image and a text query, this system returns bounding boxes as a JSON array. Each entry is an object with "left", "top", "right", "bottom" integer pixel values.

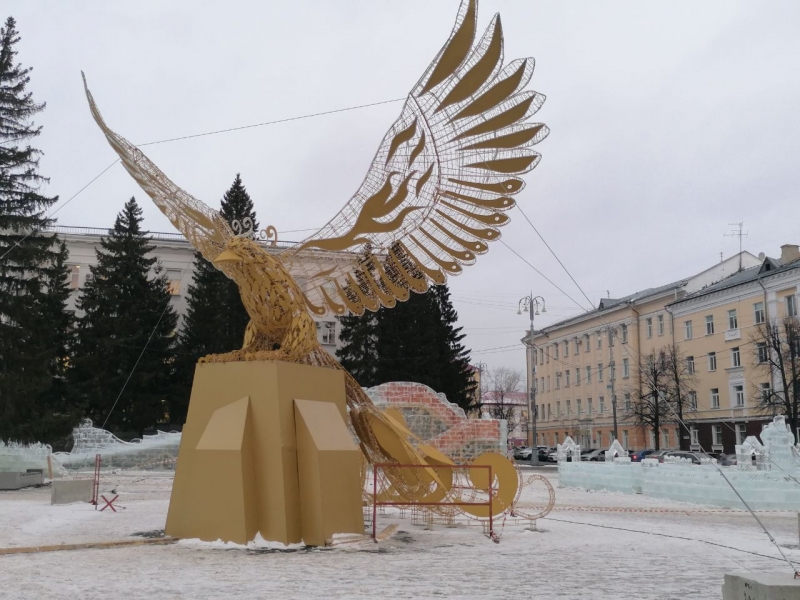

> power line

[
  {"left": 137, "top": 98, "right": 405, "bottom": 147},
  {"left": 0, "top": 159, "right": 119, "bottom": 261}
]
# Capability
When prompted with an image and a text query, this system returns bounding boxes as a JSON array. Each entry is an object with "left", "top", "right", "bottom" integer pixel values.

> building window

[
  {"left": 788, "top": 295, "right": 797, "bottom": 317},
  {"left": 734, "top": 385, "right": 745, "bottom": 407},
  {"left": 566, "top": 400, "right": 571, "bottom": 415},
  {"left": 759, "top": 382, "right": 771, "bottom": 403},
  {"left": 547, "top": 376, "right": 551, "bottom": 391},
  {"left": 556, "top": 401, "right": 561, "bottom": 417},
  {"left": 713, "top": 425, "right": 722, "bottom": 446},
  {"left": 735, "top": 424, "right": 746, "bottom": 445},
  {"left": 565, "top": 370, "right": 571, "bottom": 387},
  {"left": 708, "top": 352, "right": 717, "bottom": 372},
  {"left": 657, "top": 314, "right": 664, "bottom": 336},
  {"left": 166, "top": 269, "right": 182, "bottom": 296},
  {"left": 319, "top": 321, "right": 336, "bottom": 345},
  {"left": 622, "top": 358, "right": 630, "bottom": 378},
  {"left": 688, "top": 391, "right": 697, "bottom": 410},
  {"left": 66, "top": 265, "right": 81, "bottom": 290},
  {"left": 754, "top": 302, "right": 765, "bottom": 324},
  {"left": 690, "top": 426, "right": 699, "bottom": 446},
  {"left": 597, "top": 332, "right": 602, "bottom": 350},
  {"left": 621, "top": 324, "right": 628, "bottom": 344},
  {"left": 649, "top": 430, "right": 655, "bottom": 448},
  {"left": 574, "top": 338, "right": 580, "bottom": 355},
  {"left": 685, "top": 355, "right": 694, "bottom": 374},
  {"left": 732, "top": 347, "right": 741, "bottom": 368},
  {"left": 598, "top": 363, "right": 604, "bottom": 381},
  {"left": 646, "top": 318, "right": 653, "bottom": 339},
  {"left": 757, "top": 342, "right": 768, "bottom": 363},
  {"left": 728, "top": 309, "right": 738, "bottom": 331},
  {"left": 623, "top": 430, "right": 629, "bottom": 449},
  {"left": 587, "top": 398, "right": 593, "bottom": 414},
  {"left": 609, "top": 329, "right": 615, "bottom": 347},
  {"left": 554, "top": 433, "right": 559, "bottom": 445},
  {"left": 624, "top": 393, "right": 631, "bottom": 411},
  {"left": 599, "top": 396, "right": 605, "bottom": 413},
  {"left": 564, "top": 341, "right": 569, "bottom": 357},
  {"left": 586, "top": 366, "right": 592, "bottom": 383},
  {"left": 556, "top": 374, "right": 561, "bottom": 390},
  {"left": 685, "top": 320, "right": 693, "bottom": 340},
  {"left": 706, "top": 315, "right": 715, "bottom": 335},
  {"left": 577, "top": 399, "right": 582, "bottom": 415},
  {"left": 711, "top": 388, "right": 720, "bottom": 408},
  {"left": 575, "top": 368, "right": 581, "bottom": 386},
  {"left": 584, "top": 334, "right": 591, "bottom": 352},
  {"left": 553, "top": 344, "right": 559, "bottom": 359},
  {"left": 610, "top": 364, "right": 616, "bottom": 381},
  {"left": 547, "top": 404, "right": 551, "bottom": 419},
  {"left": 662, "top": 429, "right": 669, "bottom": 449}
]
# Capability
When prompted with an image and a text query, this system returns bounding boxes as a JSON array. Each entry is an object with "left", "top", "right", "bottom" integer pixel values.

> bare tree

[
  {"left": 663, "top": 344, "right": 698, "bottom": 450},
  {"left": 751, "top": 316, "right": 800, "bottom": 441},
  {"left": 626, "top": 349, "right": 672, "bottom": 450},
  {"left": 484, "top": 367, "right": 523, "bottom": 435}
]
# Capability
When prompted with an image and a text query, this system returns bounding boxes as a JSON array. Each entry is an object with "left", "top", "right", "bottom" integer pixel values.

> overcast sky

[{"left": 7, "top": 0, "right": 800, "bottom": 376}]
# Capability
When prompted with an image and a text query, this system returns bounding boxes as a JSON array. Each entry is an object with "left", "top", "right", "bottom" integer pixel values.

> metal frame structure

[{"left": 371, "top": 463, "right": 495, "bottom": 541}]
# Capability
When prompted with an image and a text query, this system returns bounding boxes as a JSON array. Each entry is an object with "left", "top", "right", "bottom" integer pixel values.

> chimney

[{"left": 780, "top": 244, "right": 800, "bottom": 265}]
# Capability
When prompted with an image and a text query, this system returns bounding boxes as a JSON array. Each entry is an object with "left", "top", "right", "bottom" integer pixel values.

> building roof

[
  {"left": 669, "top": 255, "right": 800, "bottom": 306},
  {"left": 481, "top": 391, "right": 527, "bottom": 406},
  {"left": 531, "top": 279, "right": 685, "bottom": 337}
]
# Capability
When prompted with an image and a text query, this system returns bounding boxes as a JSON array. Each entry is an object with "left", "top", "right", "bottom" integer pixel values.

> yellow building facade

[
  {"left": 528, "top": 251, "right": 769, "bottom": 452},
  {"left": 667, "top": 245, "right": 800, "bottom": 453}
]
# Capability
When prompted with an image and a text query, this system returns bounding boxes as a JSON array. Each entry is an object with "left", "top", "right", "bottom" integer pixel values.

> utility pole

[
  {"left": 518, "top": 294, "right": 546, "bottom": 465},
  {"left": 607, "top": 325, "right": 618, "bottom": 443}
]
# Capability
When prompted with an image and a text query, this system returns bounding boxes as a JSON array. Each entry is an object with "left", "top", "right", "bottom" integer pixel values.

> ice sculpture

[
  {"left": 53, "top": 419, "right": 181, "bottom": 470},
  {"left": 556, "top": 436, "right": 581, "bottom": 463},
  {"left": 604, "top": 439, "right": 626, "bottom": 462},
  {"left": 557, "top": 418, "right": 800, "bottom": 510},
  {"left": 0, "top": 440, "right": 54, "bottom": 474}
]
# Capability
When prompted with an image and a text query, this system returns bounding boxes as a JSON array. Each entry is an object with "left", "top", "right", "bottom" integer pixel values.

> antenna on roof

[{"left": 724, "top": 222, "right": 748, "bottom": 272}]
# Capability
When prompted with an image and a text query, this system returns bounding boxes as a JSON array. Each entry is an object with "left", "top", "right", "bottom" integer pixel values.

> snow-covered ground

[{"left": 1, "top": 468, "right": 798, "bottom": 599}]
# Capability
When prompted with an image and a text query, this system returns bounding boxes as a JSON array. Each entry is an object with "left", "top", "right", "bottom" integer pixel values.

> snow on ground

[{"left": 0, "top": 467, "right": 798, "bottom": 599}]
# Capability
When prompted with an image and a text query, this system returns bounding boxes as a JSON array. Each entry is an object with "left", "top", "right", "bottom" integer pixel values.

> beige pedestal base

[{"left": 165, "top": 360, "right": 364, "bottom": 546}]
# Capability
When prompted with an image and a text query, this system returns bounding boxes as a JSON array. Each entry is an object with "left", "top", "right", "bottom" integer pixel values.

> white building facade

[{"left": 54, "top": 225, "right": 343, "bottom": 356}]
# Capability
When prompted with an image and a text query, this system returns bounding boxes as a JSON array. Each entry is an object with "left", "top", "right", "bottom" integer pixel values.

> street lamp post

[{"left": 518, "top": 294, "right": 546, "bottom": 466}]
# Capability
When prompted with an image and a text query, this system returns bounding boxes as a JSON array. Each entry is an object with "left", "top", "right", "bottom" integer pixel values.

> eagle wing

[
  {"left": 282, "top": 0, "right": 548, "bottom": 317},
  {"left": 82, "top": 73, "right": 234, "bottom": 265}
]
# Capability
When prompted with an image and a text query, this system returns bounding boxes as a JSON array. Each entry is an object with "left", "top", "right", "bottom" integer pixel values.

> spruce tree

[
  {"left": 71, "top": 198, "right": 178, "bottom": 436},
  {"left": 428, "top": 284, "right": 477, "bottom": 411},
  {"left": 0, "top": 17, "right": 75, "bottom": 443},
  {"left": 337, "top": 279, "right": 477, "bottom": 412},
  {"left": 173, "top": 174, "right": 257, "bottom": 421}
]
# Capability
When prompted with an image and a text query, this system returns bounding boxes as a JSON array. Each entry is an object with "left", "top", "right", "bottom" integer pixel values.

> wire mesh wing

[
  {"left": 82, "top": 73, "right": 233, "bottom": 264},
  {"left": 282, "top": 0, "right": 548, "bottom": 317}
]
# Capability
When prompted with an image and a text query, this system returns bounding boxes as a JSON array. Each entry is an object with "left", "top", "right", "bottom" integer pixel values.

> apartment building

[
  {"left": 526, "top": 252, "right": 761, "bottom": 452},
  {"left": 54, "top": 225, "right": 344, "bottom": 355},
  {"left": 667, "top": 244, "right": 800, "bottom": 453}
]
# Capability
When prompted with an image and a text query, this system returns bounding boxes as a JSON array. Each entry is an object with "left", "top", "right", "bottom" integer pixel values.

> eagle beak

[{"left": 214, "top": 250, "right": 241, "bottom": 264}]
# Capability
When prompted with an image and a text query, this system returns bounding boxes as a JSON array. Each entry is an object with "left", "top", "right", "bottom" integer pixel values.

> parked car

[
  {"left": 513, "top": 446, "right": 532, "bottom": 460},
  {"left": 630, "top": 449, "right": 657, "bottom": 462},
  {"left": 581, "top": 449, "right": 606, "bottom": 461},
  {"left": 646, "top": 450, "right": 672, "bottom": 462},
  {"left": 665, "top": 451, "right": 702, "bottom": 464}
]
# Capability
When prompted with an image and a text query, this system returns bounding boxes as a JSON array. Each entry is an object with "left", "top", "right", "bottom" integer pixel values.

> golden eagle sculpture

[{"left": 83, "top": 0, "right": 547, "bottom": 469}]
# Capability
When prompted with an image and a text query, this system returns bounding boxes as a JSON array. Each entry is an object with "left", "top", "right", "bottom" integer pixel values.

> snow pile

[{"left": 178, "top": 533, "right": 306, "bottom": 551}]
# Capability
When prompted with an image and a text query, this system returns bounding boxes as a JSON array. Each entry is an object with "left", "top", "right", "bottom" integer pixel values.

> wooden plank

[{"left": 0, "top": 537, "right": 177, "bottom": 556}]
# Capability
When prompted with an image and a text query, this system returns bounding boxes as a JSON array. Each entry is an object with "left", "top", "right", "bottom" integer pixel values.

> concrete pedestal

[
  {"left": 0, "top": 471, "right": 43, "bottom": 490},
  {"left": 722, "top": 572, "right": 800, "bottom": 600},
  {"left": 51, "top": 479, "right": 93, "bottom": 504},
  {"left": 165, "top": 360, "right": 364, "bottom": 546}
]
